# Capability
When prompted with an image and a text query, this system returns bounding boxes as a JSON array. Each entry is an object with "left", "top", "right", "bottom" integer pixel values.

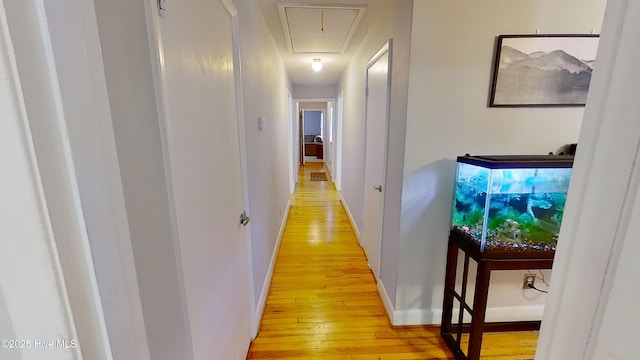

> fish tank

[{"left": 451, "top": 154, "right": 574, "bottom": 256}]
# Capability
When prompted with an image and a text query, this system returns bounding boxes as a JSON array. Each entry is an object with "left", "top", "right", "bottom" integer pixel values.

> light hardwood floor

[{"left": 246, "top": 162, "right": 537, "bottom": 359}]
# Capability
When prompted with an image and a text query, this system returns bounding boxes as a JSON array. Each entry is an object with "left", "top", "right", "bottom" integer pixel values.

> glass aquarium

[{"left": 451, "top": 155, "right": 574, "bottom": 255}]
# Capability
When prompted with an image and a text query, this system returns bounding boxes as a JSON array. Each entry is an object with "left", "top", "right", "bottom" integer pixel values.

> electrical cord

[
  {"left": 537, "top": 269, "right": 549, "bottom": 286},
  {"left": 527, "top": 283, "right": 548, "bottom": 294}
]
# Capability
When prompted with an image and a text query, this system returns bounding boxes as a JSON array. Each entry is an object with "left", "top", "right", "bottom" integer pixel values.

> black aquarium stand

[{"left": 440, "top": 229, "right": 554, "bottom": 360}]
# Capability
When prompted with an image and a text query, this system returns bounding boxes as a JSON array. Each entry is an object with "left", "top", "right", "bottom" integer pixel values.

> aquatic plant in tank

[{"left": 451, "top": 155, "right": 574, "bottom": 253}]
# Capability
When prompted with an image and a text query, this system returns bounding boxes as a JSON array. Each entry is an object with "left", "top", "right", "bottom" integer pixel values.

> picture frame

[{"left": 489, "top": 34, "right": 600, "bottom": 107}]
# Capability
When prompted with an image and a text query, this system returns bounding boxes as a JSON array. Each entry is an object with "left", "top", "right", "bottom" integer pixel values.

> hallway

[{"left": 246, "top": 163, "right": 537, "bottom": 359}]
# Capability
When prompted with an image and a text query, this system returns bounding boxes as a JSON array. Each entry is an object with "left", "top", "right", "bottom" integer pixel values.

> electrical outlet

[{"left": 523, "top": 274, "right": 536, "bottom": 289}]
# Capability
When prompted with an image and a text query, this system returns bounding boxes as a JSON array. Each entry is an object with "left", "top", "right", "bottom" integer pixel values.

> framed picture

[{"left": 489, "top": 34, "right": 600, "bottom": 107}]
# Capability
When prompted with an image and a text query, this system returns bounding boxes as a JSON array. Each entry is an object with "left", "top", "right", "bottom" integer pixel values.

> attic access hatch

[{"left": 277, "top": 3, "right": 367, "bottom": 53}]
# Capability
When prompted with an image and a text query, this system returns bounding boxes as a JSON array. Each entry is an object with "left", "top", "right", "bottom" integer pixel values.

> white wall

[
  {"left": 93, "top": 0, "right": 190, "bottom": 359},
  {"left": 590, "top": 190, "right": 640, "bottom": 359},
  {"left": 337, "top": 0, "right": 413, "bottom": 311},
  {"left": 394, "top": 0, "right": 606, "bottom": 324},
  {"left": 235, "top": 0, "right": 293, "bottom": 321},
  {"left": 30, "top": 0, "right": 152, "bottom": 357},
  {"left": 299, "top": 102, "right": 328, "bottom": 110},
  {"left": 3, "top": 0, "right": 117, "bottom": 358},
  {"left": 537, "top": 0, "right": 640, "bottom": 357},
  {"left": 0, "top": 78, "right": 79, "bottom": 357},
  {"left": 0, "top": 8, "right": 79, "bottom": 358},
  {"left": 293, "top": 85, "right": 336, "bottom": 99}
]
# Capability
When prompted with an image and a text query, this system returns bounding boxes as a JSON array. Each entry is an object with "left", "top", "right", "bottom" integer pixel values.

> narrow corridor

[{"left": 246, "top": 162, "right": 537, "bottom": 359}]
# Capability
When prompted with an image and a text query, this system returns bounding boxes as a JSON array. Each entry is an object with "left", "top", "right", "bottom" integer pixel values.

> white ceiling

[{"left": 257, "top": 0, "right": 386, "bottom": 86}]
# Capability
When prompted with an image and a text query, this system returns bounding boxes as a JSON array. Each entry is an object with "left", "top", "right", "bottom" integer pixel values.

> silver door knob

[
  {"left": 240, "top": 211, "right": 250, "bottom": 226},
  {"left": 373, "top": 185, "right": 382, "bottom": 192}
]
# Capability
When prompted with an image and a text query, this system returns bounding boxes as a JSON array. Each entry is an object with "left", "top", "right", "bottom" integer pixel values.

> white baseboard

[
  {"left": 252, "top": 199, "right": 291, "bottom": 336},
  {"left": 470, "top": 305, "right": 545, "bottom": 323},
  {"left": 392, "top": 308, "right": 437, "bottom": 326},
  {"left": 389, "top": 305, "right": 546, "bottom": 326},
  {"left": 339, "top": 193, "right": 360, "bottom": 242},
  {"left": 377, "top": 280, "right": 395, "bottom": 323}
]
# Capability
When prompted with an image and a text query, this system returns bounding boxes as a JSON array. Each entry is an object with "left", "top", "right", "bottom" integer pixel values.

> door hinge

[{"left": 240, "top": 211, "right": 251, "bottom": 227}]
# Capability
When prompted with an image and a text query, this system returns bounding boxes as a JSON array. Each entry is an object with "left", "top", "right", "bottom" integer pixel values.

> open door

[{"left": 299, "top": 110, "right": 304, "bottom": 166}]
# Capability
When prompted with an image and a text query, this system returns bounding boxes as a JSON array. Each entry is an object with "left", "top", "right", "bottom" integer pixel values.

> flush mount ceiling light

[{"left": 312, "top": 58, "right": 323, "bottom": 72}]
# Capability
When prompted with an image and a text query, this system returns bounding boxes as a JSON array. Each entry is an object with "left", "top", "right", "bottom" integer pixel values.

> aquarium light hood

[{"left": 458, "top": 154, "right": 574, "bottom": 169}]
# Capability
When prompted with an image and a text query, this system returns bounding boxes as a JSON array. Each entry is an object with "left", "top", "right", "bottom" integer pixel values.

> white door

[
  {"left": 287, "top": 89, "right": 296, "bottom": 193},
  {"left": 336, "top": 92, "right": 344, "bottom": 191},
  {"left": 327, "top": 102, "right": 334, "bottom": 175},
  {"left": 362, "top": 43, "right": 391, "bottom": 278},
  {"left": 157, "top": 1, "right": 251, "bottom": 358}
]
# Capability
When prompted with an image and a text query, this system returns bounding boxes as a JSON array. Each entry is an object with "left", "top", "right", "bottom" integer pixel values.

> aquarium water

[{"left": 452, "top": 160, "right": 572, "bottom": 253}]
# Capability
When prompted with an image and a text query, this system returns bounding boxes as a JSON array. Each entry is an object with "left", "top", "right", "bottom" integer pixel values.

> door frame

[
  {"left": 301, "top": 108, "right": 325, "bottom": 159},
  {"left": 144, "top": 1, "right": 195, "bottom": 357},
  {"left": 361, "top": 40, "right": 393, "bottom": 277},
  {"left": 294, "top": 98, "right": 336, "bottom": 173}
]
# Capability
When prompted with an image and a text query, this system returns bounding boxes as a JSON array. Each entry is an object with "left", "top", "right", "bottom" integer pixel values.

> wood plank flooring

[{"left": 246, "top": 162, "right": 537, "bottom": 359}]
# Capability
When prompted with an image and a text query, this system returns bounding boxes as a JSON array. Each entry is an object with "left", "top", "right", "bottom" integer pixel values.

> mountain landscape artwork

[{"left": 490, "top": 35, "right": 600, "bottom": 106}]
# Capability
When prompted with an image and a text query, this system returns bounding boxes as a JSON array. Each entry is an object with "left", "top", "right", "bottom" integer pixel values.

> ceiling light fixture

[{"left": 312, "top": 58, "right": 323, "bottom": 72}]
